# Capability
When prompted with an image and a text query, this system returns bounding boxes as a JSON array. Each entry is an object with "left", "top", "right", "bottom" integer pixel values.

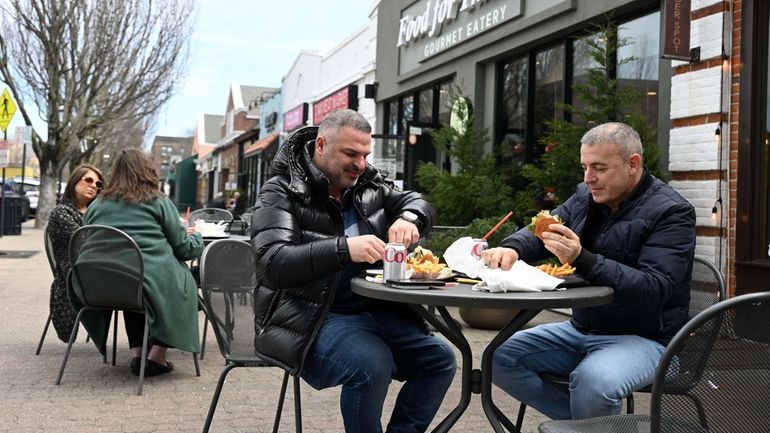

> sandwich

[{"left": 528, "top": 210, "right": 563, "bottom": 241}]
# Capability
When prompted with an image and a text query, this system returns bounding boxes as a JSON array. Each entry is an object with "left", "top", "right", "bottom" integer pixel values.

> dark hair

[
  {"left": 100, "top": 148, "right": 162, "bottom": 204},
  {"left": 62, "top": 164, "right": 104, "bottom": 206}
]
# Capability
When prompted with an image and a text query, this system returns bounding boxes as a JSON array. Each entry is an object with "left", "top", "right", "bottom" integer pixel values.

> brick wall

[{"left": 667, "top": 0, "right": 737, "bottom": 295}]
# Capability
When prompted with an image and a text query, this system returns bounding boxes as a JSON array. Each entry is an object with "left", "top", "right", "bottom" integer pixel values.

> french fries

[
  {"left": 537, "top": 263, "right": 576, "bottom": 277},
  {"left": 407, "top": 246, "right": 447, "bottom": 277}
]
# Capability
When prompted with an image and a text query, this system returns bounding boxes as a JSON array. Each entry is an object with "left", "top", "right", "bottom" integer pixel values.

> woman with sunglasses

[
  {"left": 47, "top": 164, "right": 104, "bottom": 343},
  {"left": 77, "top": 149, "right": 203, "bottom": 377}
]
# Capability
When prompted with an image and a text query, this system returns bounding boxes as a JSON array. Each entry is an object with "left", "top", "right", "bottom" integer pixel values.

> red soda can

[
  {"left": 471, "top": 238, "right": 488, "bottom": 260},
  {"left": 384, "top": 243, "right": 407, "bottom": 281}
]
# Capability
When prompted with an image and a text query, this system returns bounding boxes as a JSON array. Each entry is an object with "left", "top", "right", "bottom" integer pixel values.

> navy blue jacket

[{"left": 502, "top": 172, "right": 696, "bottom": 344}]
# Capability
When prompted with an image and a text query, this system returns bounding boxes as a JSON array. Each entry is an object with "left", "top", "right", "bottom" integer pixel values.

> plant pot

[{"left": 458, "top": 306, "right": 519, "bottom": 330}]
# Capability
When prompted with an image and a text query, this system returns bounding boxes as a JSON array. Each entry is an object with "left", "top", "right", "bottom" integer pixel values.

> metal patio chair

[
  {"left": 538, "top": 291, "right": 770, "bottom": 433},
  {"left": 188, "top": 208, "right": 233, "bottom": 225},
  {"left": 36, "top": 224, "right": 95, "bottom": 354},
  {"left": 514, "top": 256, "right": 726, "bottom": 428},
  {"left": 199, "top": 239, "right": 301, "bottom": 433},
  {"left": 55, "top": 225, "right": 200, "bottom": 395}
]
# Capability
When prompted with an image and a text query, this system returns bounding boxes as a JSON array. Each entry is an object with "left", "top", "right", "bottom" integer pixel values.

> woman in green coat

[{"left": 82, "top": 148, "right": 203, "bottom": 376}]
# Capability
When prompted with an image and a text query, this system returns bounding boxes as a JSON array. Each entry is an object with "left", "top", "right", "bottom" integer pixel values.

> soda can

[
  {"left": 471, "top": 238, "right": 488, "bottom": 260},
  {"left": 383, "top": 242, "right": 407, "bottom": 282}
]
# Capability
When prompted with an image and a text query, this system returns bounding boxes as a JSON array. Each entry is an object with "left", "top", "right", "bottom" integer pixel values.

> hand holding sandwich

[{"left": 540, "top": 223, "right": 582, "bottom": 265}]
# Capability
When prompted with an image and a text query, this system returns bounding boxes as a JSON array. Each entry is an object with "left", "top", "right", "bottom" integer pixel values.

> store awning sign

[
  {"left": 313, "top": 85, "right": 359, "bottom": 125},
  {"left": 661, "top": 0, "right": 691, "bottom": 61},
  {"left": 397, "top": 0, "right": 522, "bottom": 62},
  {"left": 283, "top": 103, "right": 308, "bottom": 132}
]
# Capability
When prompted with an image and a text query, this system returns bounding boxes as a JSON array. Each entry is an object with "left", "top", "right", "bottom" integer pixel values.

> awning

[{"left": 244, "top": 133, "right": 279, "bottom": 157}]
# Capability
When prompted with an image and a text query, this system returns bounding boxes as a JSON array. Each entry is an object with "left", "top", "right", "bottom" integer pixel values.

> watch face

[{"left": 402, "top": 211, "right": 418, "bottom": 222}]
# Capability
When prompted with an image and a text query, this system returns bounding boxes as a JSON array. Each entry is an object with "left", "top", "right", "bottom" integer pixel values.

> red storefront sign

[
  {"left": 312, "top": 85, "right": 359, "bottom": 125},
  {"left": 283, "top": 103, "right": 308, "bottom": 132}
]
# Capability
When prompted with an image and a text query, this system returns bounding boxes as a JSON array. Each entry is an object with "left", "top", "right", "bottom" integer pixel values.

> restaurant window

[
  {"left": 533, "top": 44, "right": 565, "bottom": 152},
  {"left": 387, "top": 100, "right": 399, "bottom": 135},
  {"left": 400, "top": 95, "right": 414, "bottom": 135},
  {"left": 571, "top": 33, "right": 602, "bottom": 125},
  {"left": 438, "top": 82, "right": 452, "bottom": 124},
  {"left": 499, "top": 56, "right": 529, "bottom": 170},
  {"left": 418, "top": 88, "right": 434, "bottom": 124},
  {"left": 617, "top": 12, "right": 660, "bottom": 127},
  {"left": 496, "top": 10, "right": 666, "bottom": 175}
]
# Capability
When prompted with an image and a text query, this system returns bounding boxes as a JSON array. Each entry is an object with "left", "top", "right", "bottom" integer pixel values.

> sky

[
  {"left": 153, "top": 0, "right": 376, "bottom": 138},
  {"left": 4, "top": 0, "right": 375, "bottom": 142}
]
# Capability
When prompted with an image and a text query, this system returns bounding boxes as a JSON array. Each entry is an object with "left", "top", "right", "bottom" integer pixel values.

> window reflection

[
  {"left": 438, "top": 82, "right": 451, "bottom": 124},
  {"left": 418, "top": 89, "right": 434, "bottom": 123},
  {"left": 500, "top": 56, "right": 528, "bottom": 166},
  {"left": 618, "top": 12, "right": 660, "bottom": 127},
  {"left": 387, "top": 100, "right": 399, "bottom": 135},
  {"left": 401, "top": 95, "right": 414, "bottom": 135},
  {"left": 572, "top": 33, "right": 603, "bottom": 125},
  {"left": 534, "top": 44, "right": 565, "bottom": 150}
]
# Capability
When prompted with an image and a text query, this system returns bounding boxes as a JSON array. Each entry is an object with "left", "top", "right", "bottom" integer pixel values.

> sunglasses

[{"left": 82, "top": 176, "right": 103, "bottom": 191}]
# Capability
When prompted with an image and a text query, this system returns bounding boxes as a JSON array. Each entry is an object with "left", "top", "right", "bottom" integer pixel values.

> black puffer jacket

[{"left": 251, "top": 126, "right": 436, "bottom": 374}]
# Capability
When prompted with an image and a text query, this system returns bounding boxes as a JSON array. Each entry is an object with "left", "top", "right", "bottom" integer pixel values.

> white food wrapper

[
  {"left": 443, "top": 236, "right": 485, "bottom": 278},
  {"left": 473, "top": 260, "right": 564, "bottom": 292},
  {"left": 194, "top": 220, "right": 226, "bottom": 237}
]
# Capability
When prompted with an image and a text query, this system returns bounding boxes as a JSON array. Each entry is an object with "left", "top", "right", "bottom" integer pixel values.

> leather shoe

[
  {"left": 129, "top": 357, "right": 141, "bottom": 375},
  {"left": 143, "top": 359, "right": 174, "bottom": 377}
]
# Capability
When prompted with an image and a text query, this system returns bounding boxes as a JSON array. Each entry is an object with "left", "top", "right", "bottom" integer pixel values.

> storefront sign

[
  {"left": 661, "top": 0, "right": 691, "bottom": 60},
  {"left": 312, "top": 85, "right": 359, "bottom": 125},
  {"left": 265, "top": 112, "right": 278, "bottom": 129},
  {"left": 397, "top": 0, "right": 521, "bottom": 61},
  {"left": 283, "top": 103, "right": 308, "bottom": 132}
]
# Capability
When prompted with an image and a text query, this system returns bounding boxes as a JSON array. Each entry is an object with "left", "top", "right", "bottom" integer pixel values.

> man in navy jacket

[{"left": 482, "top": 122, "right": 696, "bottom": 420}]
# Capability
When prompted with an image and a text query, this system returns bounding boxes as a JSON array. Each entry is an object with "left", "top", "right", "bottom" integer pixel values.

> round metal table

[{"left": 351, "top": 277, "right": 614, "bottom": 433}]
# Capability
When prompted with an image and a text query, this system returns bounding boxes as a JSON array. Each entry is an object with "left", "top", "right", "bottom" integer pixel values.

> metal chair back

[
  {"left": 199, "top": 239, "right": 259, "bottom": 361},
  {"left": 68, "top": 225, "right": 144, "bottom": 311},
  {"left": 189, "top": 208, "right": 233, "bottom": 225},
  {"left": 43, "top": 224, "right": 57, "bottom": 275},
  {"left": 199, "top": 239, "right": 302, "bottom": 432},
  {"left": 517, "top": 256, "right": 727, "bottom": 428},
  {"left": 539, "top": 292, "right": 770, "bottom": 433}
]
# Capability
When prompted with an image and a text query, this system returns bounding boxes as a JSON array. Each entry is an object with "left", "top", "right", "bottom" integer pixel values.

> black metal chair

[
  {"left": 199, "top": 239, "right": 301, "bottom": 433},
  {"left": 514, "top": 256, "right": 726, "bottom": 428},
  {"left": 36, "top": 224, "right": 95, "bottom": 355},
  {"left": 188, "top": 207, "right": 234, "bottom": 359},
  {"left": 538, "top": 291, "right": 770, "bottom": 433},
  {"left": 35, "top": 225, "right": 57, "bottom": 355},
  {"left": 188, "top": 208, "right": 233, "bottom": 225},
  {"left": 55, "top": 225, "right": 200, "bottom": 395}
]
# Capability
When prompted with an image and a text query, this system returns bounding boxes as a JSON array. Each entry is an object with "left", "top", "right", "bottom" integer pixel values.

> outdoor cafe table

[
  {"left": 350, "top": 277, "right": 614, "bottom": 433},
  {"left": 201, "top": 233, "right": 250, "bottom": 245}
]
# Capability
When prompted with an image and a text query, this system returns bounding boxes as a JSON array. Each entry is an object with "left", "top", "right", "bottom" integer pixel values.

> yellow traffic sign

[{"left": 0, "top": 88, "right": 17, "bottom": 133}]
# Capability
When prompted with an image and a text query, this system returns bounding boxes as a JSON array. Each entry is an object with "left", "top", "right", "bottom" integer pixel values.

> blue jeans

[
  {"left": 301, "top": 310, "right": 457, "bottom": 433},
  {"left": 492, "top": 321, "right": 665, "bottom": 420}
]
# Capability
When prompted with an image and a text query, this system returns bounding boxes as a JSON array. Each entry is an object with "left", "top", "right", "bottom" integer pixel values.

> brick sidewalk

[{"left": 0, "top": 220, "right": 575, "bottom": 433}]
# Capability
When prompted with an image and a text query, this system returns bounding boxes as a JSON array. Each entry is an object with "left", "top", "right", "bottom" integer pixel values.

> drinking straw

[
  {"left": 482, "top": 211, "right": 513, "bottom": 240},
  {"left": 185, "top": 206, "right": 190, "bottom": 220}
]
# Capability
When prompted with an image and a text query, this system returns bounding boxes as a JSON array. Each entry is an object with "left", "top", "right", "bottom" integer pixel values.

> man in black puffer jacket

[
  {"left": 251, "top": 109, "right": 456, "bottom": 433},
  {"left": 482, "top": 122, "right": 696, "bottom": 421}
]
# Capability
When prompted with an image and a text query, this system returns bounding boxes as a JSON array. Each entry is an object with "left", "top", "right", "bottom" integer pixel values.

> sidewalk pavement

[{"left": 0, "top": 220, "right": 582, "bottom": 433}]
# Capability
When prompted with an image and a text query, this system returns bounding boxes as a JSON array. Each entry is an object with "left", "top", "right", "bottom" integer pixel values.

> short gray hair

[
  {"left": 581, "top": 122, "right": 643, "bottom": 161},
  {"left": 317, "top": 109, "right": 371, "bottom": 140}
]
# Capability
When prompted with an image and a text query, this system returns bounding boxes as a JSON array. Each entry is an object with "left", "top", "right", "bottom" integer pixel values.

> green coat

[{"left": 72, "top": 195, "right": 203, "bottom": 354}]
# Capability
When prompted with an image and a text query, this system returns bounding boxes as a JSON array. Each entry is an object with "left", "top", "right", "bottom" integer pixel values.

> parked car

[
  {"left": 0, "top": 179, "right": 31, "bottom": 221},
  {"left": 9, "top": 177, "right": 67, "bottom": 217}
]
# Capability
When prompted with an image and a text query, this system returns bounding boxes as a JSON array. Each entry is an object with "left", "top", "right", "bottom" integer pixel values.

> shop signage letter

[{"left": 662, "top": 0, "right": 692, "bottom": 61}]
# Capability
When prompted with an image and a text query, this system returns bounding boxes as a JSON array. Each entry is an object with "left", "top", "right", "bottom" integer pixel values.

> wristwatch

[{"left": 399, "top": 211, "right": 420, "bottom": 227}]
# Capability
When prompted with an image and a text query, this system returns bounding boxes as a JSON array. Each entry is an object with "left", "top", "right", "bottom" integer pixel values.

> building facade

[{"left": 374, "top": 0, "right": 770, "bottom": 296}]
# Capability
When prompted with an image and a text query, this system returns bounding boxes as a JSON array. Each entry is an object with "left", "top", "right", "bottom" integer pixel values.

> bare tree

[{"left": 0, "top": 0, "right": 195, "bottom": 226}]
